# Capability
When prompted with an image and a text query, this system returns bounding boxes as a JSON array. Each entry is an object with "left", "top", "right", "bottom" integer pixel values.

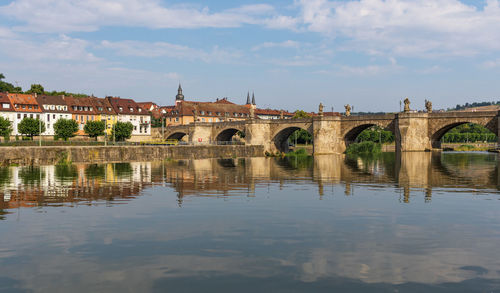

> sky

[{"left": 1, "top": 0, "right": 500, "bottom": 112}]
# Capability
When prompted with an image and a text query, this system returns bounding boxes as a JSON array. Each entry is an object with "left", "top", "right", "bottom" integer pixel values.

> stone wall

[{"left": 0, "top": 145, "right": 265, "bottom": 166}]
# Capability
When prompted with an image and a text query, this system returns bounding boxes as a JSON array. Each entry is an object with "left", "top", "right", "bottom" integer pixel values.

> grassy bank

[{"left": 345, "top": 141, "right": 382, "bottom": 155}]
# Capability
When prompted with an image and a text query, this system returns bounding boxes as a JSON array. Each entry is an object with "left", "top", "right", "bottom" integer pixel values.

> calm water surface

[{"left": 1, "top": 152, "right": 500, "bottom": 292}]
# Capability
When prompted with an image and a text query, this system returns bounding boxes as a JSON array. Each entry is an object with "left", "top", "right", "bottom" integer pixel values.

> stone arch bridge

[{"left": 161, "top": 111, "right": 499, "bottom": 154}]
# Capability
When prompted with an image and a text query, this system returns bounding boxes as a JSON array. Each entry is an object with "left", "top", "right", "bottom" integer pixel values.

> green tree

[
  {"left": 25, "top": 84, "right": 45, "bottom": 95},
  {"left": 84, "top": 120, "right": 105, "bottom": 141},
  {"left": 0, "top": 73, "right": 22, "bottom": 93},
  {"left": 18, "top": 117, "right": 45, "bottom": 140},
  {"left": 292, "top": 110, "right": 311, "bottom": 119},
  {"left": 112, "top": 122, "right": 133, "bottom": 141},
  {"left": 54, "top": 119, "right": 78, "bottom": 141},
  {"left": 0, "top": 117, "right": 13, "bottom": 140}
]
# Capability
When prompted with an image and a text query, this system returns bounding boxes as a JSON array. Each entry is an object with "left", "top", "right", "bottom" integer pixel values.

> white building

[
  {"left": 106, "top": 97, "right": 151, "bottom": 136},
  {"left": 0, "top": 93, "right": 16, "bottom": 135},
  {"left": 3, "top": 93, "right": 42, "bottom": 136},
  {"left": 36, "top": 95, "right": 72, "bottom": 136}
]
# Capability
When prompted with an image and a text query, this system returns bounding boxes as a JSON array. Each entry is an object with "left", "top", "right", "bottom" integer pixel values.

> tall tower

[
  {"left": 251, "top": 92, "right": 256, "bottom": 105},
  {"left": 246, "top": 92, "right": 251, "bottom": 104},
  {"left": 176, "top": 84, "right": 184, "bottom": 101}
]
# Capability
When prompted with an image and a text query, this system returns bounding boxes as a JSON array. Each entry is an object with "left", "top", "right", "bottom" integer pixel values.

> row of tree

[
  {"left": 0, "top": 73, "right": 87, "bottom": 97},
  {"left": 441, "top": 133, "right": 497, "bottom": 143},
  {"left": 356, "top": 126, "right": 395, "bottom": 144},
  {"left": 0, "top": 117, "right": 134, "bottom": 141}
]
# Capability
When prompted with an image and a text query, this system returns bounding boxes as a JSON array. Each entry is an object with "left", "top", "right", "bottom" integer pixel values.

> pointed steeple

[
  {"left": 246, "top": 92, "right": 250, "bottom": 104},
  {"left": 251, "top": 92, "right": 255, "bottom": 105},
  {"left": 176, "top": 83, "right": 184, "bottom": 101}
]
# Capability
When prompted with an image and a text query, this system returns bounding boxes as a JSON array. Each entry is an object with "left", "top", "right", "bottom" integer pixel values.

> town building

[
  {"left": 106, "top": 97, "right": 151, "bottom": 136},
  {"left": 92, "top": 97, "right": 117, "bottom": 135},
  {"left": 164, "top": 85, "right": 251, "bottom": 126},
  {"left": 6, "top": 93, "right": 42, "bottom": 136},
  {"left": 64, "top": 96, "right": 99, "bottom": 135},
  {"left": 36, "top": 95, "right": 72, "bottom": 136},
  {"left": 0, "top": 93, "right": 16, "bottom": 134}
]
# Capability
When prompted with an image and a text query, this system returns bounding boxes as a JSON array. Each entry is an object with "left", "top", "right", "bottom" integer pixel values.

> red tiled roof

[
  {"left": 255, "top": 108, "right": 293, "bottom": 116},
  {"left": 137, "top": 102, "right": 158, "bottom": 111},
  {"left": 92, "top": 97, "right": 116, "bottom": 115},
  {"left": 168, "top": 101, "right": 250, "bottom": 118},
  {"left": 106, "top": 97, "right": 146, "bottom": 115},
  {"left": 64, "top": 96, "right": 98, "bottom": 115},
  {"left": 36, "top": 95, "right": 70, "bottom": 113},
  {"left": 0, "top": 92, "right": 15, "bottom": 112},
  {"left": 7, "top": 93, "right": 42, "bottom": 113},
  {"left": 214, "top": 98, "right": 235, "bottom": 105}
]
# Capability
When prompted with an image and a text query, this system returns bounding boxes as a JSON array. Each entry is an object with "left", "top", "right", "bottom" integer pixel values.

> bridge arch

[
  {"left": 272, "top": 125, "right": 313, "bottom": 153},
  {"left": 166, "top": 132, "right": 189, "bottom": 140},
  {"left": 215, "top": 127, "right": 245, "bottom": 143},
  {"left": 343, "top": 122, "right": 395, "bottom": 147},
  {"left": 430, "top": 121, "right": 497, "bottom": 148}
]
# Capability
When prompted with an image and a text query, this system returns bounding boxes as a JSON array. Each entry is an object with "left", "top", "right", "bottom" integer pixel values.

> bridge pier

[
  {"left": 245, "top": 121, "right": 273, "bottom": 153},
  {"left": 396, "top": 113, "right": 432, "bottom": 152},
  {"left": 190, "top": 123, "right": 213, "bottom": 144},
  {"left": 313, "top": 116, "right": 344, "bottom": 154}
]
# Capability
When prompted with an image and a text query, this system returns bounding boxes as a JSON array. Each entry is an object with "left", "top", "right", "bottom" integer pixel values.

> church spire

[
  {"left": 176, "top": 83, "right": 184, "bottom": 101},
  {"left": 246, "top": 92, "right": 250, "bottom": 104},
  {"left": 251, "top": 92, "right": 255, "bottom": 105}
]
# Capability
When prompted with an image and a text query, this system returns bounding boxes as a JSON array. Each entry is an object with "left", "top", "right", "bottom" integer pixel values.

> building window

[
  {"left": 47, "top": 114, "right": 50, "bottom": 121},
  {"left": 24, "top": 114, "right": 27, "bottom": 118},
  {"left": 134, "top": 126, "right": 137, "bottom": 131},
  {"left": 22, "top": 105, "right": 26, "bottom": 109},
  {"left": 53, "top": 114, "right": 55, "bottom": 119},
  {"left": 17, "top": 114, "right": 21, "bottom": 119},
  {"left": 2, "top": 103, "right": 9, "bottom": 108},
  {"left": 175, "top": 117, "right": 179, "bottom": 122}
]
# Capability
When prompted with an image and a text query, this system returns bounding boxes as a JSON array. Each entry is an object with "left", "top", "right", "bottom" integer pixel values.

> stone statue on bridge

[
  {"left": 425, "top": 99, "right": 432, "bottom": 113},
  {"left": 344, "top": 104, "right": 351, "bottom": 116},
  {"left": 280, "top": 110, "right": 284, "bottom": 119},
  {"left": 403, "top": 97, "right": 410, "bottom": 113},
  {"left": 319, "top": 103, "right": 324, "bottom": 116},
  {"left": 193, "top": 109, "right": 198, "bottom": 122}
]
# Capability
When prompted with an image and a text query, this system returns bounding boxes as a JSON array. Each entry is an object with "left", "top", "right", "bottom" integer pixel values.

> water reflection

[
  {"left": 1, "top": 153, "right": 500, "bottom": 211},
  {"left": 1, "top": 153, "right": 500, "bottom": 292}
]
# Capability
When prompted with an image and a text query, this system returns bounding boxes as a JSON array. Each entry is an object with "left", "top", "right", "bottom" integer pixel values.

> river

[{"left": 1, "top": 152, "right": 500, "bottom": 292}]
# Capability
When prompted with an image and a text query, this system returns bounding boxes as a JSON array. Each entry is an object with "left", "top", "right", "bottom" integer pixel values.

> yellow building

[{"left": 92, "top": 97, "right": 118, "bottom": 135}]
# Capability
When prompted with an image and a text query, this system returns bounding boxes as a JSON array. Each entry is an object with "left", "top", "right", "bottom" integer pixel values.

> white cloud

[
  {"left": 0, "top": 0, "right": 288, "bottom": 33},
  {"left": 251, "top": 40, "right": 300, "bottom": 51},
  {"left": 0, "top": 34, "right": 100, "bottom": 62},
  {"left": 100, "top": 40, "right": 243, "bottom": 63},
  {"left": 482, "top": 58, "right": 500, "bottom": 68},
  {"left": 296, "top": 0, "right": 500, "bottom": 58}
]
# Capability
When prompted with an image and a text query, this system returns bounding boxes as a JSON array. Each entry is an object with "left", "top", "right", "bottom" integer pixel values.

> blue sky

[{"left": 1, "top": 0, "right": 500, "bottom": 112}]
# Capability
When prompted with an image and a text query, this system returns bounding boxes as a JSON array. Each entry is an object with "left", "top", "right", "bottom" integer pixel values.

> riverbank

[{"left": 0, "top": 145, "right": 264, "bottom": 166}]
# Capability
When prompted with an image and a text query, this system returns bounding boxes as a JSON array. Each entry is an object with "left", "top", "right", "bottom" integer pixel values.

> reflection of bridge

[{"left": 162, "top": 111, "right": 499, "bottom": 154}]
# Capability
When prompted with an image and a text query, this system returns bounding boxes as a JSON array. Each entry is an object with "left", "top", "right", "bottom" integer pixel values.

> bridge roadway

[{"left": 160, "top": 111, "right": 500, "bottom": 154}]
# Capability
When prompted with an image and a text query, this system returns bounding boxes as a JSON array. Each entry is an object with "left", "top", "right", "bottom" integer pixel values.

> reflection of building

[{"left": 2, "top": 154, "right": 500, "bottom": 210}]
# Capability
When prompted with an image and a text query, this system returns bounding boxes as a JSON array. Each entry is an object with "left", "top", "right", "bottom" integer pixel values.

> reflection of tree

[
  {"left": 19, "top": 166, "right": 45, "bottom": 186},
  {"left": 85, "top": 164, "right": 106, "bottom": 179},
  {"left": 55, "top": 165, "right": 78, "bottom": 181},
  {"left": 0, "top": 167, "right": 11, "bottom": 187},
  {"left": 114, "top": 163, "right": 132, "bottom": 178},
  {"left": 279, "top": 156, "right": 313, "bottom": 170}
]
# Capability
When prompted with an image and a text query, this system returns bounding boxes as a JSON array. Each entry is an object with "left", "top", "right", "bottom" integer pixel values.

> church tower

[
  {"left": 246, "top": 92, "right": 251, "bottom": 105},
  {"left": 251, "top": 92, "right": 256, "bottom": 105},
  {"left": 176, "top": 84, "right": 184, "bottom": 101}
]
